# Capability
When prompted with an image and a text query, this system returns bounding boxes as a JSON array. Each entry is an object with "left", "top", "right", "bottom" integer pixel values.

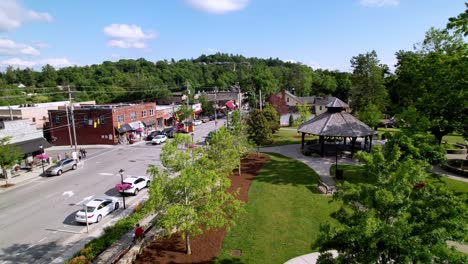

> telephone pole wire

[{"left": 68, "top": 85, "right": 78, "bottom": 153}]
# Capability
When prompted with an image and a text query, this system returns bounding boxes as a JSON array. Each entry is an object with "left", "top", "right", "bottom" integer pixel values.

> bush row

[{"left": 67, "top": 203, "right": 151, "bottom": 263}]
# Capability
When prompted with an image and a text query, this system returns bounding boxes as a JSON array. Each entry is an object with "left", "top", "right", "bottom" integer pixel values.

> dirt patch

[
  {"left": 0, "top": 183, "right": 15, "bottom": 188},
  {"left": 134, "top": 153, "right": 269, "bottom": 264}
]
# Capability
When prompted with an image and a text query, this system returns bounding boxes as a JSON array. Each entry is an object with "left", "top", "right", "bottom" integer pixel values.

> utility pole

[
  {"left": 68, "top": 85, "right": 78, "bottom": 153},
  {"left": 214, "top": 88, "right": 218, "bottom": 129},
  {"left": 65, "top": 101, "right": 73, "bottom": 148}
]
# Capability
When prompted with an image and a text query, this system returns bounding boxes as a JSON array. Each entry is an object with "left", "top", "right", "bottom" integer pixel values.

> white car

[
  {"left": 151, "top": 134, "right": 167, "bottom": 145},
  {"left": 75, "top": 197, "right": 119, "bottom": 224},
  {"left": 193, "top": 120, "right": 202, "bottom": 126},
  {"left": 115, "top": 176, "right": 150, "bottom": 195}
]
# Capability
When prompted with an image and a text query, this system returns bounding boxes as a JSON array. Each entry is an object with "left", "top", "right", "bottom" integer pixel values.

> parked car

[
  {"left": 45, "top": 158, "right": 77, "bottom": 176},
  {"left": 193, "top": 120, "right": 202, "bottom": 126},
  {"left": 152, "top": 134, "right": 168, "bottom": 145},
  {"left": 75, "top": 197, "right": 119, "bottom": 224},
  {"left": 162, "top": 127, "right": 176, "bottom": 138},
  {"left": 146, "top": 130, "right": 163, "bottom": 141},
  {"left": 115, "top": 176, "right": 150, "bottom": 195},
  {"left": 204, "top": 130, "right": 217, "bottom": 145},
  {"left": 201, "top": 117, "right": 210, "bottom": 123}
]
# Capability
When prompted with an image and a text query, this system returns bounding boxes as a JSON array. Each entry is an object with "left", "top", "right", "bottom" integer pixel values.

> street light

[
  {"left": 191, "top": 132, "right": 194, "bottom": 144},
  {"left": 39, "top": 145, "right": 45, "bottom": 176},
  {"left": 119, "top": 169, "right": 126, "bottom": 209}
]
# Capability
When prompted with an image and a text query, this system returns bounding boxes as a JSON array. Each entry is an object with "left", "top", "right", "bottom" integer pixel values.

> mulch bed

[
  {"left": 0, "top": 183, "right": 15, "bottom": 188},
  {"left": 134, "top": 153, "right": 270, "bottom": 264}
]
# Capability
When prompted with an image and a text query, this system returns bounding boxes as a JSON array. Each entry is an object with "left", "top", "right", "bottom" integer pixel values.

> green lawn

[
  {"left": 215, "top": 153, "right": 340, "bottom": 264},
  {"left": 264, "top": 128, "right": 317, "bottom": 147},
  {"left": 331, "top": 165, "right": 468, "bottom": 194},
  {"left": 442, "top": 134, "right": 466, "bottom": 145}
]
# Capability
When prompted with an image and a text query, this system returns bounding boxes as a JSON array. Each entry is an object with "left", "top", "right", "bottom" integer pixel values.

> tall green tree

[
  {"left": 447, "top": 3, "right": 468, "bottom": 36},
  {"left": 228, "top": 110, "right": 252, "bottom": 175},
  {"left": 349, "top": 51, "right": 388, "bottom": 114},
  {"left": 316, "top": 145, "right": 468, "bottom": 263},
  {"left": 147, "top": 134, "right": 244, "bottom": 255},
  {"left": 0, "top": 137, "right": 23, "bottom": 186},
  {"left": 393, "top": 28, "right": 468, "bottom": 142}
]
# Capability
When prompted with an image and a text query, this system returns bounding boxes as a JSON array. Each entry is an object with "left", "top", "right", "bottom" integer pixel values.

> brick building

[{"left": 48, "top": 103, "right": 157, "bottom": 145}]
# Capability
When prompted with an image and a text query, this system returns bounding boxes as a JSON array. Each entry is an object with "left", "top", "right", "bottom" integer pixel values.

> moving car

[
  {"left": 151, "top": 134, "right": 167, "bottom": 145},
  {"left": 162, "top": 127, "right": 176, "bottom": 138},
  {"left": 45, "top": 158, "right": 77, "bottom": 176},
  {"left": 75, "top": 197, "right": 120, "bottom": 224},
  {"left": 115, "top": 176, "right": 150, "bottom": 195},
  {"left": 193, "top": 120, "right": 202, "bottom": 126},
  {"left": 146, "top": 130, "right": 163, "bottom": 141}
]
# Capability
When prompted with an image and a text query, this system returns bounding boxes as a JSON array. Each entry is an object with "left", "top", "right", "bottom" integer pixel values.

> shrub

[{"left": 68, "top": 256, "right": 90, "bottom": 264}]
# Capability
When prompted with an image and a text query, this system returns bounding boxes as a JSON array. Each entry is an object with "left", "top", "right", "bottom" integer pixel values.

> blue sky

[{"left": 0, "top": 0, "right": 465, "bottom": 72}]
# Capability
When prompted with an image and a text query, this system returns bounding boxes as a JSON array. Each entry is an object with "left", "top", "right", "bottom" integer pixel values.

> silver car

[{"left": 45, "top": 158, "right": 77, "bottom": 176}]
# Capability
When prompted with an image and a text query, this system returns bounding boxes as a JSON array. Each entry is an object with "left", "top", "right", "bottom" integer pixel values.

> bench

[{"left": 318, "top": 180, "right": 336, "bottom": 195}]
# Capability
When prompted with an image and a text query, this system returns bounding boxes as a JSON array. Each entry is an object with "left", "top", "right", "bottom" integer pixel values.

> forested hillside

[{"left": 0, "top": 53, "right": 352, "bottom": 106}]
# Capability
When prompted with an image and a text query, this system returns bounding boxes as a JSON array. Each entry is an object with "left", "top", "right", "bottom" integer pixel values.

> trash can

[{"left": 336, "top": 169, "right": 344, "bottom": 180}]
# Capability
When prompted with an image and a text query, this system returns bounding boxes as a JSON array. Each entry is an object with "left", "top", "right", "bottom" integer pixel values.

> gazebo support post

[
  {"left": 351, "top": 137, "right": 357, "bottom": 158},
  {"left": 301, "top": 132, "right": 305, "bottom": 152},
  {"left": 369, "top": 135, "right": 373, "bottom": 152},
  {"left": 364, "top": 136, "right": 368, "bottom": 150},
  {"left": 320, "top": 136, "right": 325, "bottom": 157}
]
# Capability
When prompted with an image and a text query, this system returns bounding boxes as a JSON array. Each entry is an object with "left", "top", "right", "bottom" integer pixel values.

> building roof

[
  {"left": 298, "top": 98, "right": 375, "bottom": 137},
  {"left": 12, "top": 137, "right": 51, "bottom": 155},
  {"left": 314, "top": 96, "right": 337, "bottom": 106}
]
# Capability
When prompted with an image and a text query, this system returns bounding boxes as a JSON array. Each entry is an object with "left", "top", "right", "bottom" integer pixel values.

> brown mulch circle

[
  {"left": 134, "top": 153, "right": 270, "bottom": 264},
  {"left": 0, "top": 183, "right": 15, "bottom": 188}
]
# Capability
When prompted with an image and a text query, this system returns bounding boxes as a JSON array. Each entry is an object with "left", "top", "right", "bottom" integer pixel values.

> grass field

[
  {"left": 215, "top": 153, "right": 340, "bottom": 264},
  {"left": 265, "top": 128, "right": 317, "bottom": 147}
]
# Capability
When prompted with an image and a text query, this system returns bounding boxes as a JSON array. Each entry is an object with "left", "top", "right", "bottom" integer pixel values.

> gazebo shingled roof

[
  {"left": 297, "top": 98, "right": 376, "bottom": 156},
  {"left": 298, "top": 98, "right": 375, "bottom": 137}
]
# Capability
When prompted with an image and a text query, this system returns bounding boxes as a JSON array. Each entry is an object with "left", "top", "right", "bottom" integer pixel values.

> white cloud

[
  {"left": 32, "top": 41, "right": 49, "bottom": 49},
  {"left": 206, "top": 48, "right": 220, "bottom": 54},
  {"left": 0, "top": 0, "right": 52, "bottom": 32},
  {"left": 0, "top": 38, "right": 40, "bottom": 56},
  {"left": 185, "top": 0, "right": 249, "bottom": 14},
  {"left": 104, "top": 24, "right": 156, "bottom": 49},
  {"left": 359, "top": 0, "right": 399, "bottom": 7},
  {"left": 0, "top": 57, "right": 72, "bottom": 68}
]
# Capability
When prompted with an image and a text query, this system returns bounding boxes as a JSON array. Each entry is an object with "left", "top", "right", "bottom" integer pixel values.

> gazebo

[{"left": 298, "top": 98, "right": 377, "bottom": 157}]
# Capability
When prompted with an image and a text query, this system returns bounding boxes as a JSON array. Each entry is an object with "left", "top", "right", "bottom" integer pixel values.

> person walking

[{"left": 82, "top": 148, "right": 87, "bottom": 158}]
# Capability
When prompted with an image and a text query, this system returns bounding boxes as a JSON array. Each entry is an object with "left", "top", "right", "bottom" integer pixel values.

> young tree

[
  {"left": 289, "top": 114, "right": 295, "bottom": 127},
  {"left": 0, "top": 137, "right": 23, "bottom": 186},
  {"left": 147, "top": 134, "right": 244, "bottom": 255},
  {"left": 228, "top": 110, "right": 252, "bottom": 175},
  {"left": 262, "top": 103, "right": 280, "bottom": 133},
  {"left": 316, "top": 144, "right": 468, "bottom": 263},
  {"left": 349, "top": 50, "right": 388, "bottom": 114},
  {"left": 176, "top": 104, "right": 193, "bottom": 122},
  {"left": 246, "top": 109, "right": 273, "bottom": 146},
  {"left": 358, "top": 103, "right": 382, "bottom": 130},
  {"left": 296, "top": 102, "right": 311, "bottom": 125}
]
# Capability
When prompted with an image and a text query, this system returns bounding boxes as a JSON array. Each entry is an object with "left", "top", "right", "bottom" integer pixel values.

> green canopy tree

[
  {"left": 349, "top": 50, "right": 388, "bottom": 114},
  {"left": 316, "top": 144, "right": 468, "bottom": 263},
  {"left": 228, "top": 110, "right": 252, "bottom": 175},
  {"left": 0, "top": 137, "right": 23, "bottom": 186},
  {"left": 147, "top": 134, "right": 244, "bottom": 255}
]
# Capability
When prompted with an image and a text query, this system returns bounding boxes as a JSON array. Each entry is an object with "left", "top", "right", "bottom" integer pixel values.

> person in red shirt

[{"left": 133, "top": 223, "right": 144, "bottom": 240}]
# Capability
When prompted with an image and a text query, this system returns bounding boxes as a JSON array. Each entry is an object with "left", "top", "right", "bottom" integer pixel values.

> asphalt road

[{"left": 0, "top": 119, "right": 225, "bottom": 264}]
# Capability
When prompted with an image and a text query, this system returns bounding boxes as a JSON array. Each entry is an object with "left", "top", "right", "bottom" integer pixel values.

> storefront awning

[
  {"left": 12, "top": 137, "right": 51, "bottom": 155},
  {"left": 225, "top": 101, "right": 236, "bottom": 110},
  {"left": 142, "top": 119, "right": 157, "bottom": 126},
  {"left": 116, "top": 124, "right": 132, "bottom": 133},
  {"left": 194, "top": 109, "right": 203, "bottom": 114},
  {"left": 129, "top": 121, "right": 145, "bottom": 130}
]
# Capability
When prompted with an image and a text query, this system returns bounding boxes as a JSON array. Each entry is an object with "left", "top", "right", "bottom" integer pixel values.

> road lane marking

[
  {"left": 62, "top": 191, "right": 74, "bottom": 198},
  {"left": 38, "top": 237, "right": 47, "bottom": 243},
  {"left": 99, "top": 173, "right": 114, "bottom": 176},
  {"left": 45, "top": 228, "right": 81, "bottom": 234}
]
